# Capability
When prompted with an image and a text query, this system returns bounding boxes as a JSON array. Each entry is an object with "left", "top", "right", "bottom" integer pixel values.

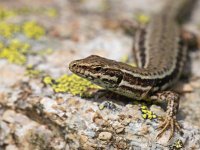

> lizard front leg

[{"left": 150, "top": 91, "right": 182, "bottom": 141}]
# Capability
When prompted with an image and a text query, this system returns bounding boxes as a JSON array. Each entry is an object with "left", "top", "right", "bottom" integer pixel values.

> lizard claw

[{"left": 156, "top": 116, "right": 182, "bottom": 141}]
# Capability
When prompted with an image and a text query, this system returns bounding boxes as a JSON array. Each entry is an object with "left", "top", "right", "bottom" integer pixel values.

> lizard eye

[
  {"left": 71, "top": 64, "right": 76, "bottom": 68},
  {"left": 95, "top": 67, "right": 102, "bottom": 72}
]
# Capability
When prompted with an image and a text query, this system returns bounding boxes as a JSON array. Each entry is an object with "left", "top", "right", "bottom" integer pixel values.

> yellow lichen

[
  {"left": 129, "top": 63, "right": 137, "bottom": 67},
  {"left": 0, "top": 22, "right": 19, "bottom": 38},
  {"left": 25, "top": 65, "right": 42, "bottom": 78},
  {"left": 136, "top": 14, "right": 150, "bottom": 24},
  {"left": 0, "top": 6, "right": 16, "bottom": 20},
  {"left": 120, "top": 55, "right": 129, "bottom": 63},
  {"left": 22, "top": 21, "right": 45, "bottom": 39},
  {"left": 0, "top": 39, "right": 30, "bottom": 65},
  {"left": 120, "top": 55, "right": 137, "bottom": 67},
  {"left": 0, "top": 7, "right": 53, "bottom": 65},
  {"left": 43, "top": 76, "right": 53, "bottom": 85},
  {"left": 45, "top": 8, "right": 58, "bottom": 17},
  {"left": 43, "top": 74, "right": 101, "bottom": 98},
  {"left": 37, "top": 48, "right": 53, "bottom": 56},
  {"left": 141, "top": 105, "right": 157, "bottom": 120},
  {"left": 170, "top": 139, "right": 183, "bottom": 150},
  {"left": 0, "top": 42, "right": 4, "bottom": 49},
  {"left": 0, "top": 21, "right": 45, "bottom": 40}
]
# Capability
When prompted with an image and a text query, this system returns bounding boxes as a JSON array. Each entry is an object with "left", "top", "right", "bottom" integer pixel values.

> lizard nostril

[{"left": 95, "top": 67, "right": 101, "bottom": 72}]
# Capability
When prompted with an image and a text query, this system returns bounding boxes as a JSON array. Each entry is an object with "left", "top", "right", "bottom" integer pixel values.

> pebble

[
  {"left": 115, "top": 126, "right": 124, "bottom": 133},
  {"left": 80, "top": 135, "right": 88, "bottom": 143},
  {"left": 190, "top": 80, "right": 200, "bottom": 88},
  {"left": 2, "top": 110, "right": 15, "bottom": 123},
  {"left": 98, "top": 132, "right": 112, "bottom": 140},
  {"left": 150, "top": 105, "right": 165, "bottom": 117},
  {"left": 182, "top": 84, "right": 194, "bottom": 92},
  {"left": 5, "top": 145, "right": 19, "bottom": 150},
  {"left": 174, "top": 82, "right": 194, "bottom": 93}
]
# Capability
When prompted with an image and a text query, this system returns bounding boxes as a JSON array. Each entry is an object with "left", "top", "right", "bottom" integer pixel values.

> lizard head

[
  {"left": 69, "top": 55, "right": 149, "bottom": 99},
  {"left": 69, "top": 55, "right": 123, "bottom": 89}
]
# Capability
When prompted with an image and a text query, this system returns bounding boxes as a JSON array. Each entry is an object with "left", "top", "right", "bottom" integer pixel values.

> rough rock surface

[{"left": 1, "top": 0, "right": 200, "bottom": 149}]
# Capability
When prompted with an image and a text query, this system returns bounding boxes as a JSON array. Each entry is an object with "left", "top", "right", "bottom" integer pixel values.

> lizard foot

[{"left": 156, "top": 116, "right": 182, "bottom": 141}]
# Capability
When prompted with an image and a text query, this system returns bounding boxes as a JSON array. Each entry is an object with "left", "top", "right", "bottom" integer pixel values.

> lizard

[{"left": 69, "top": 0, "right": 198, "bottom": 140}]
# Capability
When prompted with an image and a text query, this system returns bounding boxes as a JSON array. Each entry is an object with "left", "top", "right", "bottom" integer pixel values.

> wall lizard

[{"left": 69, "top": 0, "right": 198, "bottom": 140}]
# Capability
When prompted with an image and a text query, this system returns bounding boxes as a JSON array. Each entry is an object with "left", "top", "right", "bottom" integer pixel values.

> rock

[
  {"left": 174, "top": 82, "right": 194, "bottom": 93},
  {"left": 5, "top": 145, "right": 19, "bottom": 150},
  {"left": 115, "top": 126, "right": 125, "bottom": 133},
  {"left": 150, "top": 105, "right": 165, "bottom": 117},
  {"left": 182, "top": 84, "right": 194, "bottom": 92},
  {"left": 98, "top": 132, "right": 112, "bottom": 141},
  {"left": 1, "top": 0, "right": 200, "bottom": 149},
  {"left": 190, "top": 79, "right": 200, "bottom": 88}
]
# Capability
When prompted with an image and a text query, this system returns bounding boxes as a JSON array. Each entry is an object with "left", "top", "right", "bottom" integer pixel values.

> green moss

[
  {"left": 22, "top": 21, "right": 45, "bottom": 39},
  {"left": 140, "top": 105, "right": 157, "bottom": 120},
  {"left": 43, "top": 74, "right": 101, "bottom": 98},
  {"left": 0, "top": 39, "right": 30, "bottom": 65}
]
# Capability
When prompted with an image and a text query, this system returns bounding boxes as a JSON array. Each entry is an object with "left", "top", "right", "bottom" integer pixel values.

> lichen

[
  {"left": 0, "top": 39, "right": 30, "bottom": 65},
  {"left": 15, "top": 7, "right": 58, "bottom": 18},
  {"left": 22, "top": 21, "right": 45, "bottom": 39},
  {"left": 120, "top": 55, "right": 129, "bottom": 63},
  {"left": 0, "top": 6, "right": 16, "bottom": 20},
  {"left": 43, "top": 74, "right": 101, "bottom": 98},
  {"left": 36, "top": 48, "right": 53, "bottom": 56},
  {"left": 45, "top": 8, "right": 58, "bottom": 17},
  {"left": 0, "top": 18, "right": 53, "bottom": 65},
  {"left": 170, "top": 139, "right": 184, "bottom": 150},
  {"left": 120, "top": 55, "right": 137, "bottom": 67},
  {"left": 140, "top": 105, "right": 157, "bottom": 120},
  {"left": 43, "top": 76, "right": 53, "bottom": 85},
  {"left": 25, "top": 65, "right": 42, "bottom": 78},
  {"left": 0, "top": 20, "right": 46, "bottom": 40},
  {"left": 136, "top": 14, "right": 150, "bottom": 24},
  {"left": 0, "top": 22, "right": 19, "bottom": 38}
]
